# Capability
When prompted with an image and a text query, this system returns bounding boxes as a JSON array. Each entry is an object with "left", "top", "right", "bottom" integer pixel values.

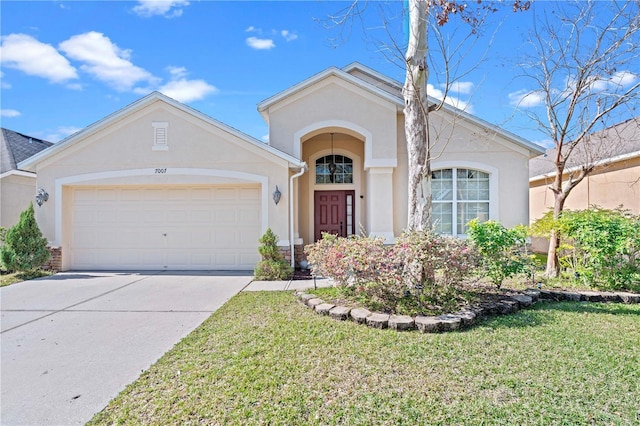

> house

[
  {"left": 529, "top": 117, "right": 640, "bottom": 252},
  {"left": 1, "top": 128, "right": 53, "bottom": 230},
  {"left": 18, "top": 63, "right": 544, "bottom": 271}
]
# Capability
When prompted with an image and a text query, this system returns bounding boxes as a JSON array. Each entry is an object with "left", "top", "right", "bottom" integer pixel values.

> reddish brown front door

[{"left": 314, "top": 190, "right": 355, "bottom": 241}]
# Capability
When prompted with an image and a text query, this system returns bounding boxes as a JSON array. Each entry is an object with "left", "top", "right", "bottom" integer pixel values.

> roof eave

[
  {"left": 19, "top": 91, "right": 305, "bottom": 171},
  {"left": 257, "top": 66, "right": 404, "bottom": 113},
  {"left": 529, "top": 150, "right": 640, "bottom": 182}
]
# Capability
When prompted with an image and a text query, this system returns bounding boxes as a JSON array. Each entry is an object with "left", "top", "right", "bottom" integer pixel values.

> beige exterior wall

[
  {"left": 265, "top": 76, "right": 398, "bottom": 166},
  {"left": 529, "top": 156, "right": 639, "bottom": 253},
  {"left": 0, "top": 173, "right": 37, "bottom": 229},
  {"left": 394, "top": 110, "right": 532, "bottom": 235},
  {"left": 530, "top": 156, "right": 640, "bottom": 221},
  {"left": 32, "top": 99, "right": 291, "bottom": 266}
]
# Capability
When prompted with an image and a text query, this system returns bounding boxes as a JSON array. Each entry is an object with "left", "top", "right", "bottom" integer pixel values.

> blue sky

[{"left": 1, "top": 1, "right": 637, "bottom": 147}]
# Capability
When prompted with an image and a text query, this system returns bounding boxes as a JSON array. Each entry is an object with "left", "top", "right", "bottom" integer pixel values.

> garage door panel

[
  {"left": 146, "top": 210, "right": 165, "bottom": 223},
  {"left": 240, "top": 208, "right": 260, "bottom": 222},
  {"left": 70, "top": 185, "right": 261, "bottom": 270},
  {"left": 97, "top": 189, "right": 118, "bottom": 201}
]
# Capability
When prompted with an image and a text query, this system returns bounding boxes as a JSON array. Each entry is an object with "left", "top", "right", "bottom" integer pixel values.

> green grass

[
  {"left": 89, "top": 292, "right": 640, "bottom": 425},
  {"left": 0, "top": 270, "right": 52, "bottom": 287}
]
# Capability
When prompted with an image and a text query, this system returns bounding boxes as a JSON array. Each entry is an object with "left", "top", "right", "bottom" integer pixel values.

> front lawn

[{"left": 89, "top": 291, "right": 640, "bottom": 425}]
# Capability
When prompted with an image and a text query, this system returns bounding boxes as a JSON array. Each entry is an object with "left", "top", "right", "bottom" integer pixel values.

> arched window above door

[{"left": 316, "top": 155, "right": 353, "bottom": 184}]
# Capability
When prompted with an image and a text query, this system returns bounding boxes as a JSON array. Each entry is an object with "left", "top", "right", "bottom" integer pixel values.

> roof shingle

[
  {"left": 1, "top": 128, "right": 53, "bottom": 174},
  {"left": 529, "top": 117, "right": 640, "bottom": 178}
]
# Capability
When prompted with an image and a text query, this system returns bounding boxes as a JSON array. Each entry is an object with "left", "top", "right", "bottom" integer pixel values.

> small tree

[
  {"left": 253, "top": 228, "right": 293, "bottom": 281},
  {"left": 512, "top": 0, "right": 640, "bottom": 277},
  {"left": 1, "top": 204, "right": 50, "bottom": 272}
]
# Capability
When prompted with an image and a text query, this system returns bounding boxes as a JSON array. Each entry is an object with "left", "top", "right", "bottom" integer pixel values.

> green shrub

[
  {"left": 560, "top": 208, "right": 639, "bottom": 290},
  {"left": 467, "top": 219, "right": 528, "bottom": 288},
  {"left": 0, "top": 204, "right": 50, "bottom": 273},
  {"left": 253, "top": 228, "right": 293, "bottom": 280}
]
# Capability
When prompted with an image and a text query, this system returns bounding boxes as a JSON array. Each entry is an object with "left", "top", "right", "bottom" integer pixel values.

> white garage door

[{"left": 69, "top": 185, "right": 262, "bottom": 270}]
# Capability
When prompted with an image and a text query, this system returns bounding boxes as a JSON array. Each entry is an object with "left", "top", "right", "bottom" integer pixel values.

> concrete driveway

[{"left": 0, "top": 271, "right": 252, "bottom": 426}]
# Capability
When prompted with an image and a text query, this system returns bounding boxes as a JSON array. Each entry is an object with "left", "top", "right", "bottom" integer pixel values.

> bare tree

[
  {"left": 513, "top": 0, "right": 640, "bottom": 277},
  {"left": 326, "top": 0, "right": 530, "bottom": 232}
]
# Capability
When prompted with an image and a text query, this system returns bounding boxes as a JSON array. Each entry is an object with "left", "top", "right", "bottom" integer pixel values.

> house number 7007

[{"left": 155, "top": 168, "right": 167, "bottom": 174}]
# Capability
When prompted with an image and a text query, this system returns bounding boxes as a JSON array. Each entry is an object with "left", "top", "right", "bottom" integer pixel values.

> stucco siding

[
  {"left": 266, "top": 77, "right": 397, "bottom": 163},
  {"left": 33, "top": 100, "right": 291, "bottom": 249},
  {"left": 0, "top": 174, "right": 36, "bottom": 229},
  {"left": 394, "top": 110, "right": 532, "bottom": 234},
  {"left": 530, "top": 156, "right": 640, "bottom": 221}
]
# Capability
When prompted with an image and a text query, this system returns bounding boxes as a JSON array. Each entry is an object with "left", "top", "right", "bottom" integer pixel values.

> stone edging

[{"left": 295, "top": 289, "right": 640, "bottom": 333}]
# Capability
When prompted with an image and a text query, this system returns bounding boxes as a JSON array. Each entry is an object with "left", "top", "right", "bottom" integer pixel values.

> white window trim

[{"left": 431, "top": 161, "right": 499, "bottom": 237}]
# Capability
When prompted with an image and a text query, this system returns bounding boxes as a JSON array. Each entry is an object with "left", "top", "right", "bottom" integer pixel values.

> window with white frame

[{"left": 432, "top": 168, "right": 490, "bottom": 236}]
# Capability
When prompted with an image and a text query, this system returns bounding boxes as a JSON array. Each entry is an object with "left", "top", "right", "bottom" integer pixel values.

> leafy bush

[
  {"left": 467, "top": 220, "right": 528, "bottom": 288},
  {"left": 253, "top": 228, "right": 293, "bottom": 280},
  {"left": 561, "top": 208, "right": 639, "bottom": 290},
  {"left": 0, "top": 204, "right": 50, "bottom": 273},
  {"left": 305, "top": 231, "right": 478, "bottom": 315}
]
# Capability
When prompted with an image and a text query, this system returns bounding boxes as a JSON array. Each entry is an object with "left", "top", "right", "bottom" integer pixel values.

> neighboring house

[
  {"left": 19, "top": 63, "right": 544, "bottom": 271},
  {"left": 1, "top": 128, "right": 53, "bottom": 230},
  {"left": 529, "top": 117, "right": 640, "bottom": 252}
]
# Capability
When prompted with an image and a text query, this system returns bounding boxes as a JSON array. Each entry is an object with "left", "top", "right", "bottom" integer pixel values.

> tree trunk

[
  {"left": 404, "top": 0, "right": 430, "bottom": 231},
  {"left": 545, "top": 192, "right": 566, "bottom": 278}
]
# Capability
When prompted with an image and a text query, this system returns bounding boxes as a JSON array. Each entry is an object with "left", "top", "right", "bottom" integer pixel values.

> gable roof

[
  {"left": 257, "top": 65, "right": 404, "bottom": 118},
  {"left": 529, "top": 117, "right": 640, "bottom": 179},
  {"left": 19, "top": 91, "right": 305, "bottom": 172},
  {"left": 1, "top": 128, "right": 53, "bottom": 175},
  {"left": 258, "top": 62, "right": 545, "bottom": 157}
]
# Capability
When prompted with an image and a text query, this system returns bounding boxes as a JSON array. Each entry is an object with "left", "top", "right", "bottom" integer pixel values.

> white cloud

[
  {"left": 159, "top": 78, "right": 217, "bottom": 102},
  {"left": 447, "top": 81, "right": 474, "bottom": 95},
  {"left": 245, "top": 26, "right": 257, "bottom": 33},
  {"left": 0, "top": 109, "right": 21, "bottom": 117},
  {"left": 0, "top": 33, "right": 78, "bottom": 83},
  {"left": 133, "top": 0, "right": 189, "bottom": 18},
  {"left": 427, "top": 84, "right": 473, "bottom": 113},
  {"left": 246, "top": 36, "right": 275, "bottom": 50},
  {"left": 281, "top": 30, "right": 298, "bottom": 42},
  {"left": 262, "top": 134, "right": 269, "bottom": 142},
  {"left": 508, "top": 89, "right": 544, "bottom": 108},
  {"left": 59, "top": 32, "right": 158, "bottom": 91},
  {"left": 167, "top": 66, "right": 188, "bottom": 78},
  {"left": 534, "top": 138, "right": 555, "bottom": 149},
  {"left": 44, "top": 126, "right": 83, "bottom": 142},
  {"left": 591, "top": 70, "right": 639, "bottom": 92}
]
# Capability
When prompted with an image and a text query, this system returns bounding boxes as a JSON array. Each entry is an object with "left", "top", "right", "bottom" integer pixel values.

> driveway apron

[{"left": 0, "top": 271, "right": 251, "bottom": 426}]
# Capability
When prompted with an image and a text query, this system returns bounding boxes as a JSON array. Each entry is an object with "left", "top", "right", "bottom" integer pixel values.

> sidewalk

[{"left": 243, "top": 277, "right": 333, "bottom": 292}]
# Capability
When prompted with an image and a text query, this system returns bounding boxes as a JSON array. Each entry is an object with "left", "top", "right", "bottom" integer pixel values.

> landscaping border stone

[{"left": 295, "top": 288, "right": 640, "bottom": 334}]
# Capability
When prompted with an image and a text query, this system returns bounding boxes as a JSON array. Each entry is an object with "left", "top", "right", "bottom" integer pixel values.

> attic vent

[{"left": 152, "top": 122, "right": 169, "bottom": 151}]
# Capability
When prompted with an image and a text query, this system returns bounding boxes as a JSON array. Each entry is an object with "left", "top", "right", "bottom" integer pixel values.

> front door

[{"left": 314, "top": 190, "right": 355, "bottom": 241}]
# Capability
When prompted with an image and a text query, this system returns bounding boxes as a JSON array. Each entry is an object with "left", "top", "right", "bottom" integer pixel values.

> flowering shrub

[
  {"left": 304, "top": 231, "right": 479, "bottom": 314},
  {"left": 395, "top": 230, "right": 477, "bottom": 290},
  {"left": 305, "top": 233, "right": 401, "bottom": 287}
]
